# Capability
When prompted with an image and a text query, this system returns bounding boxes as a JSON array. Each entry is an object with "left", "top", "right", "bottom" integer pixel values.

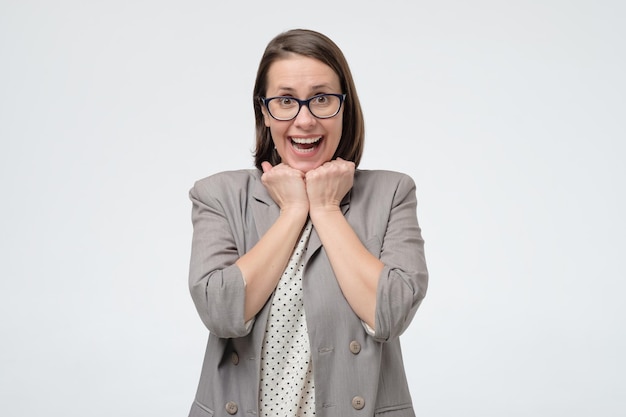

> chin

[{"left": 291, "top": 160, "right": 322, "bottom": 173}]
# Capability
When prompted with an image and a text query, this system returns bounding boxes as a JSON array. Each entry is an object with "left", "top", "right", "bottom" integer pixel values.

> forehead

[{"left": 265, "top": 54, "right": 341, "bottom": 94}]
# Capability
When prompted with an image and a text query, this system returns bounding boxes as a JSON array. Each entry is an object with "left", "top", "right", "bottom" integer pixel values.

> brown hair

[{"left": 252, "top": 29, "right": 365, "bottom": 170}]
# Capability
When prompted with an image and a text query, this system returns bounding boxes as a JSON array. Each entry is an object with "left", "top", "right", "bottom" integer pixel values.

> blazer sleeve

[
  {"left": 188, "top": 178, "right": 253, "bottom": 339},
  {"left": 373, "top": 173, "right": 429, "bottom": 342}
]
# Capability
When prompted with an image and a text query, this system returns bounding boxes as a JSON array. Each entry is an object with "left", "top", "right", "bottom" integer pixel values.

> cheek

[
  {"left": 269, "top": 122, "right": 284, "bottom": 140},
  {"left": 333, "top": 116, "right": 344, "bottom": 140},
  {"left": 268, "top": 124, "right": 289, "bottom": 152}
]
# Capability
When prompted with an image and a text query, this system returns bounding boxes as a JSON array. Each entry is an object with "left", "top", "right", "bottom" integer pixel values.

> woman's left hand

[{"left": 305, "top": 157, "right": 355, "bottom": 214}]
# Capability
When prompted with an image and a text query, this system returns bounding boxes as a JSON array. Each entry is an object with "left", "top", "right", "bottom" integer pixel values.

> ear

[{"left": 261, "top": 106, "right": 271, "bottom": 127}]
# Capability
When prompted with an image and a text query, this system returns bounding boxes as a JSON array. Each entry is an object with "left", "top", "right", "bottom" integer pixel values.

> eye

[
  {"left": 313, "top": 95, "right": 329, "bottom": 104},
  {"left": 278, "top": 97, "right": 295, "bottom": 106}
]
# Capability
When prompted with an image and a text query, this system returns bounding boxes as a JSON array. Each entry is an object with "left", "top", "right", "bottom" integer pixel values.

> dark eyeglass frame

[{"left": 260, "top": 93, "right": 347, "bottom": 121}]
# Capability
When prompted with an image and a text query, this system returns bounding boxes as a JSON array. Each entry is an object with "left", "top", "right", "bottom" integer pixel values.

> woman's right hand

[
  {"left": 261, "top": 161, "right": 309, "bottom": 214},
  {"left": 231, "top": 162, "right": 310, "bottom": 322}
]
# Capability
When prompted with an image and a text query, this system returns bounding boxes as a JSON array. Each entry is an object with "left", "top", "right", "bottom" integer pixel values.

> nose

[{"left": 293, "top": 103, "right": 316, "bottom": 129}]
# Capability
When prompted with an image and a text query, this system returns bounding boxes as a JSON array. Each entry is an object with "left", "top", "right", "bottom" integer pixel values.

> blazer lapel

[{"left": 250, "top": 173, "right": 280, "bottom": 240}]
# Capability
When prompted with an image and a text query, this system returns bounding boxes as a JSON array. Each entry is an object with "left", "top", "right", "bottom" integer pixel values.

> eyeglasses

[{"left": 260, "top": 93, "right": 346, "bottom": 121}]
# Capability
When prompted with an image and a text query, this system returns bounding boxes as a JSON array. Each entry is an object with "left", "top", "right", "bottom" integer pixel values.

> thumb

[{"left": 261, "top": 161, "right": 273, "bottom": 173}]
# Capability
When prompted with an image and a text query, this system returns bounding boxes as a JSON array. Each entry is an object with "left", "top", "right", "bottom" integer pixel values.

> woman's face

[{"left": 262, "top": 54, "right": 344, "bottom": 173}]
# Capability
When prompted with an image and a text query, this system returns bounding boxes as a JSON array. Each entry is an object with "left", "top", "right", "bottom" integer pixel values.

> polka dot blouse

[{"left": 259, "top": 221, "right": 315, "bottom": 416}]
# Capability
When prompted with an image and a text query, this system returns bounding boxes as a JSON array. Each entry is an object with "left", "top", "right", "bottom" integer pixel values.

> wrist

[
  {"left": 309, "top": 204, "right": 342, "bottom": 221},
  {"left": 280, "top": 205, "right": 310, "bottom": 220}
]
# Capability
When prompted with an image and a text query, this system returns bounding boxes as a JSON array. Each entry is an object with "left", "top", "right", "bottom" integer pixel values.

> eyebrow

[{"left": 275, "top": 84, "right": 335, "bottom": 93}]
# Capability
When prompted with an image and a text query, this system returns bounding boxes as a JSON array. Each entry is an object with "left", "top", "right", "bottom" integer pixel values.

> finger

[{"left": 261, "top": 161, "right": 273, "bottom": 173}]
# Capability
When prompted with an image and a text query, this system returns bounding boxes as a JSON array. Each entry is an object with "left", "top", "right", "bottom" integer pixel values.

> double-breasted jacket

[{"left": 187, "top": 168, "right": 428, "bottom": 417}]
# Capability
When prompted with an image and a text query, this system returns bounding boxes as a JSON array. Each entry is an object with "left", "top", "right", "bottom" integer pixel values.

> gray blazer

[{"left": 188, "top": 168, "right": 428, "bottom": 417}]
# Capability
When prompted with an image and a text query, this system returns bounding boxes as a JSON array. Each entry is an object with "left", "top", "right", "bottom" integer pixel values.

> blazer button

[
  {"left": 349, "top": 340, "right": 361, "bottom": 354},
  {"left": 225, "top": 401, "right": 238, "bottom": 415},
  {"left": 351, "top": 396, "right": 365, "bottom": 410},
  {"left": 231, "top": 352, "right": 239, "bottom": 365}
]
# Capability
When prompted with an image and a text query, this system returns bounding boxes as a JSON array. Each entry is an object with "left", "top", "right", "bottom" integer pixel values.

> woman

[{"left": 187, "top": 29, "right": 428, "bottom": 417}]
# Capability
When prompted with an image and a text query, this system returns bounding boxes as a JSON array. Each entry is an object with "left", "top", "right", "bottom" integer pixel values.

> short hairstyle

[{"left": 252, "top": 29, "right": 365, "bottom": 170}]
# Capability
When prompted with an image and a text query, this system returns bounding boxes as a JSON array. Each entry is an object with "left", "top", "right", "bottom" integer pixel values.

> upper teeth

[{"left": 292, "top": 137, "right": 321, "bottom": 144}]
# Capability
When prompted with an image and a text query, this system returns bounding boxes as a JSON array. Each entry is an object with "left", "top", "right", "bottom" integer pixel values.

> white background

[{"left": 1, "top": 1, "right": 624, "bottom": 416}]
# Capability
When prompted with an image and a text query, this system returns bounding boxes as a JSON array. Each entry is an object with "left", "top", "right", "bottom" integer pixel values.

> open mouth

[{"left": 290, "top": 136, "right": 323, "bottom": 153}]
